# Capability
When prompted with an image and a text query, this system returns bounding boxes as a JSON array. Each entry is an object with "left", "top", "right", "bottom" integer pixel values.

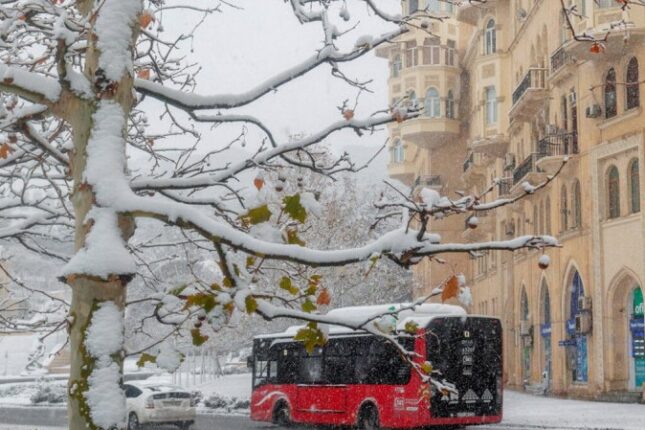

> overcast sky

[{"left": 139, "top": 0, "right": 403, "bottom": 181}]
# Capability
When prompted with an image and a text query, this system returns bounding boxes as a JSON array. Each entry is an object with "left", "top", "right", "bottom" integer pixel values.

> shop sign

[
  {"left": 540, "top": 323, "right": 552, "bottom": 337},
  {"left": 558, "top": 339, "right": 576, "bottom": 347}
]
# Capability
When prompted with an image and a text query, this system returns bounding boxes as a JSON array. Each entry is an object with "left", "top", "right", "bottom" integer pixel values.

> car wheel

[
  {"left": 358, "top": 405, "right": 379, "bottom": 430},
  {"left": 273, "top": 402, "right": 291, "bottom": 427},
  {"left": 127, "top": 412, "right": 140, "bottom": 430}
]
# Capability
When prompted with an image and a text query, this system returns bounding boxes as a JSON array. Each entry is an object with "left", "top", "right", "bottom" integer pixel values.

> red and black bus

[{"left": 249, "top": 304, "right": 503, "bottom": 429}]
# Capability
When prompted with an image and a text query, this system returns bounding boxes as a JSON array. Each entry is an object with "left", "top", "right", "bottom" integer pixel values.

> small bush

[{"left": 30, "top": 382, "right": 66, "bottom": 405}]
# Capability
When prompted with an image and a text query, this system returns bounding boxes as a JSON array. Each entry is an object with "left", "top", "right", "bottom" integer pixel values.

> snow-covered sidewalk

[{"left": 501, "top": 390, "right": 644, "bottom": 430}]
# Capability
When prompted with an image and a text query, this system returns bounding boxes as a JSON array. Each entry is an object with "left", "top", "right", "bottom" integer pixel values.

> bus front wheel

[
  {"left": 273, "top": 401, "right": 291, "bottom": 427},
  {"left": 358, "top": 404, "right": 379, "bottom": 430}
]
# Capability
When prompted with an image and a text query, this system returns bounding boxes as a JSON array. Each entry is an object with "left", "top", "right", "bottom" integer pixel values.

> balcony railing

[
  {"left": 512, "top": 68, "right": 547, "bottom": 106},
  {"left": 498, "top": 177, "right": 513, "bottom": 196},
  {"left": 550, "top": 46, "right": 571, "bottom": 74},
  {"left": 537, "top": 132, "right": 579, "bottom": 157},
  {"left": 513, "top": 153, "right": 541, "bottom": 185},
  {"left": 414, "top": 174, "right": 442, "bottom": 189}
]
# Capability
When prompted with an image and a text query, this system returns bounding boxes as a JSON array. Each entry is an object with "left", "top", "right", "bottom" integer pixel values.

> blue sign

[
  {"left": 558, "top": 339, "right": 576, "bottom": 347},
  {"left": 566, "top": 319, "right": 576, "bottom": 335},
  {"left": 629, "top": 318, "right": 645, "bottom": 334},
  {"left": 540, "top": 323, "right": 552, "bottom": 337}
]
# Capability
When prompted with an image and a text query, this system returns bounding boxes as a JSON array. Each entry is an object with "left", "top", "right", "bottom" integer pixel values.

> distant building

[{"left": 378, "top": 1, "right": 645, "bottom": 401}]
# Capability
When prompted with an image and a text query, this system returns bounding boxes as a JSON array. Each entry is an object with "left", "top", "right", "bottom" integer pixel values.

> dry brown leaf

[
  {"left": 139, "top": 11, "right": 155, "bottom": 29},
  {"left": 316, "top": 287, "right": 332, "bottom": 306},
  {"left": 441, "top": 275, "right": 460, "bottom": 302},
  {"left": 253, "top": 176, "right": 264, "bottom": 191},
  {"left": 137, "top": 69, "right": 151, "bottom": 80},
  {"left": 0, "top": 143, "right": 13, "bottom": 159},
  {"left": 342, "top": 109, "right": 354, "bottom": 121}
]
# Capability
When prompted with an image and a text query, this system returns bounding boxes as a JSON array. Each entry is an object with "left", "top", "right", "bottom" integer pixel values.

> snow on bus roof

[{"left": 255, "top": 303, "right": 466, "bottom": 339}]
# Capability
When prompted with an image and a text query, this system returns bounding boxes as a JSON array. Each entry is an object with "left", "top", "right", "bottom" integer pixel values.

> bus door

[{"left": 295, "top": 346, "right": 348, "bottom": 414}]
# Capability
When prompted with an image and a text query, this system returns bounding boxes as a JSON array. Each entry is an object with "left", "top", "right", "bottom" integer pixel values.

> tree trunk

[{"left": 65, "top": 1, "right": 140, "bottom": 428}]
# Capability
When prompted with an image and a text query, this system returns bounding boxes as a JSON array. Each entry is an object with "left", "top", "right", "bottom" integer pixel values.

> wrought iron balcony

[
  {"left": 550, "top": 46, "right": 573, "bottom": 78},
  {"left": 537, "top": 132, "right": 578, "bottom": 157},
  {"left": 535, "top": 131, "right": 578, "bottom": 174},
  {"left": 513, "top": 153, "right": 543, "bottom": 186},
  {"left": 510, "top": 68, "right": 548, "bottom": 121}
]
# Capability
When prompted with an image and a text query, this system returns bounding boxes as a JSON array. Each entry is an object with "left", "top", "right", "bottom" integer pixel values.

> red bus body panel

[{"left": 250, "top": 325, "right": 503, "bottom": 428}]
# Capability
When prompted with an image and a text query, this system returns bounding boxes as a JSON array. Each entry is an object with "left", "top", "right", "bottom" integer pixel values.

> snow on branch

[{"left": 134, "top": 27, "right": 406, "bottom": 111}]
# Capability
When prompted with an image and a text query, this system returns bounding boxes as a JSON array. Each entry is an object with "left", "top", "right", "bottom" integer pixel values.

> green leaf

[
  {"left": 301, "top": 298, "right": 317, "bottom": 313},
  {"left": 136, "top": 353, "right": 157, "bottom": 367},
  {"left": 245, "top": 204, "right": 272, "bottom": 225},
  {"left": 184, "top": 293, "right": 217, "bottom": 313},
  {"left": 279, "top": 277, "right": 299, "bottom": 295},
  {"left": 286, "top": 229, "right": 305, "bottom": 246},
  {"left": 293, "top": 322, "right": 327, "bottom": 354},
  {"left": 404, "top": 321, "right": 419, "bottom": 334},
  {"left": 168, "top": 285, "right": 188, "bottom": 296},
  {"left": 283, "top": 194, "right": 307, "bottom": 223},
  {"left": 223, "top": 277, "right": 234, "bottom": 288},
  {"left": 245, "top": 295, "right": 258, "bottom": 314},
  {"left": 191, "top": 329, "right": 209, "bottom": 346},
  {"left": 304, "top": 283, "right": 318, "bottom": 296},
  {"left": 246, "top": 256, "right": 256, "bottom": 268}
]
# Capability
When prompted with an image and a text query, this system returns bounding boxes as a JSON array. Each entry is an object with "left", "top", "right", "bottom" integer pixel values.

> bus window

[
  {"left": 324, "top": 337, "right": 356, "bottom": 384},
  {"left": 276, "top": 344, "right": 300, "bottom": 384},
  {"left": 299, "top": 347, "right": 323, "bottom": 383},
  {"left": 355, "top": 337, "right": 411, "bottom": 385}
]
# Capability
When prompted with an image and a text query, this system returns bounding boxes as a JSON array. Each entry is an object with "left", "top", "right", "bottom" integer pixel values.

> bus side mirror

[{"left": 247, "top": 357, "right": 254, "bottom": 369}]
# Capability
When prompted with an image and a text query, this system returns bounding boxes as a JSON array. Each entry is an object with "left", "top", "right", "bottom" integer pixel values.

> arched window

[
  {"left": 626, "top": 57, "right": 640, "bottom": 110},
  {"left": 485, "top": 86, "right": 497, "bottom": 124},
  {"left": 425, "top": 88, "right": 441, "bottom": 118},
  {"left": 605, "top": 68, "right": 617, "bottom": 119},
  {"left": 568, "top": 271, "right": 588, "bottom": 383},
  {"left": 630, "top": 159, "right": 640, "bottom": 213},
  {"left": 608, "top": 165, "right": 620, "bottom": 219},
  {"left": 561, "top": 185, "right": 568, "bottom": 231},
  {"left": 391, "top": 55, "right": 402, "bottom": 78},
  {"left": 485, "top": 19, "right": 496, "bottom": 55},
  {"left": 409, "top": 0, "right": 419, "bottom": 14},
  {"left": 573, "top": 180, "right": 582, "bottom": 228},
  {"left": 392, "top": 139, "right": 404, "bottom": 163},
  {"left": 446, "top": 90, "right": 455, "bottom": 119},
  {"left": 545, "top": 197, "right": 552, "bottom": 235},
  {"left": 542, "top": 282, "right": 551, "bottom": 325},
  {"left": 521, "top": 288, "right": 529, "bottom": 321}
]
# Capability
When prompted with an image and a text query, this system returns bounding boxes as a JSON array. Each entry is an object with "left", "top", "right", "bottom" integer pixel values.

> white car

[{"left": 124, "top": 382, "right": 196, "bottom": 430}]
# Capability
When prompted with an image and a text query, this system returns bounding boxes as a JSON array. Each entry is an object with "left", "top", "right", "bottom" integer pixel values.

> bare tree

[{"left": 0, "top": 1, "right": 560, "bottom": 429}]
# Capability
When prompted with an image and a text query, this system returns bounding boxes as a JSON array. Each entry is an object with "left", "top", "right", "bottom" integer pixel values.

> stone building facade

[{"left": 378, "top": 0, "right": 645, "bottom": 400}]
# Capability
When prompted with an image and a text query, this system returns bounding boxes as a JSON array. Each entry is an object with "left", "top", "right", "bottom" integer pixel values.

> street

[{"left": 0, "top": 408, "right": 637, "bottom": 430}]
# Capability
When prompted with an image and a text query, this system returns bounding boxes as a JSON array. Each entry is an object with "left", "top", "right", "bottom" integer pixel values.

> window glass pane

[
  {"left": 626, "top": 58, "right": 640, "bottom": 110},
  {"left": 605, "top": 68, "right": 617, "bottom": 118},
  {"left": 608, "top": 166, "right": 620, "bottom": 218},
  {"left": 631, "top": 160, "right": 640, "bottom": 213}
]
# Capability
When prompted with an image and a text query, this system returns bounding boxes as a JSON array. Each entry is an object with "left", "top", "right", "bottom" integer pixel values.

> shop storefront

[
  {"left": 564, "top": 272, "right": 588, "bottom": 384},
  {"left": 630, "top": 287, "right": 644, "bottom": 390}
]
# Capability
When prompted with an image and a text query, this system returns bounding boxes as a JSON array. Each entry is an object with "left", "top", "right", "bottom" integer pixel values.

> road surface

[{"left": 0, "top": 408, "right": 631, "bottom": 430}]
